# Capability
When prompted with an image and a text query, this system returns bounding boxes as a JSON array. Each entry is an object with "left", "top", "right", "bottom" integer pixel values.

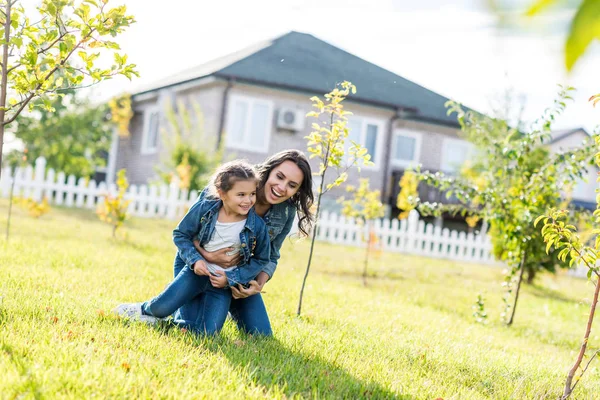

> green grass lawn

[{"left": 1, "top": 198, "right": 599, "bottom": 399}]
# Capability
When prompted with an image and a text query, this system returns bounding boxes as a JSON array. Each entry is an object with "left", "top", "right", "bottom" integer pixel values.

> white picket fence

[
  {"left": 315, "top": 210, "right": 495, "bottom": 264},
  {"left": 1, "top": 157, "right": 591, "bottom": 274},
  {"left": 0, "top": 157, "right": 197, "bottom": 219}
]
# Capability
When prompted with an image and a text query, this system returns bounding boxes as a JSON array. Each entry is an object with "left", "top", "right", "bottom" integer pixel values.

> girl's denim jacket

[
  {"left": 197, "top": 189, "right": 296, "bottom": 280},
  {"left": 172, "top": 196, "right": 270, "bottom": 287}
]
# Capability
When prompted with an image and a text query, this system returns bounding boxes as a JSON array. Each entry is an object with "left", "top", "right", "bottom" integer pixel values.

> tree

[
  {"left": 96, "top": 168, "right": 129, "bottom": 238},
  {"left": 12, "top": 88, "right": 112, "bottom": 178},
  {"left": 338, "top": 178, "right": 385, "bottom": 286},
  {"left": 156, "top": 99, "right": 224, "bottom": 194},
  {"left": 538, "top": 194, "right": 600, "bottom": 399},
  {"left": 297, "top": 81, "right": 373, "bottom": 316},
  {"left": 0, "top": 0, "right": 138, "bottom": 178},
  {"left": 406, "top": 87, "right": 596, "bottom": 325}
]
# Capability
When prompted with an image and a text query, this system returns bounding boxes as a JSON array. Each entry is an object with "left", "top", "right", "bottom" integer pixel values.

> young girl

[
  {"left": 176, "top": 150, "right": 315, "bottom": 335},
  {"left": 114, "top": 160, "right": 270, "bottom": 325}
]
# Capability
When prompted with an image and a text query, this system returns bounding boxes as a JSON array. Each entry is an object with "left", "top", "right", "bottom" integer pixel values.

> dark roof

[
  {"left": 549, "top": 127, "right": 590, "bottom": 144},
  {"left": 572, "top": 199, "right": 596, "bottom": 211},
  {"left": 135, "top": 31, "right": 462, "bottom": 126}
]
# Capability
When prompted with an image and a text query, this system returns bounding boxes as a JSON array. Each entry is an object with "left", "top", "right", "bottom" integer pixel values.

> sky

[{"left": 6, "top": 0, "right": 600, "bottom": 152}]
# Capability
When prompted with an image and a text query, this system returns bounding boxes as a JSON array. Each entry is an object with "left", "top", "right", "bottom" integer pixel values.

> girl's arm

[
  {"left": 223, "top": 224, "right": 271, "bottom": 287},
  {"left": 229, "top": 210, "right": 296, "bottom": 297},
  {"left": 173, "top": 200, "right": 206, "bottom": 270}
]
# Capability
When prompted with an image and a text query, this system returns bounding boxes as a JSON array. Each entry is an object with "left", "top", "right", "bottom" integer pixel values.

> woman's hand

[
  {"left": 193, "top": 260, "right": 209, "bottom": 276},
  {"left": 193, "top": 240, "right": 241, "bottom": 268},
  {"left": 231, "top": 280, "right": 263, "bottom": 299},
  {"left": 209, "top": 271, "right": 229, "bottom": 288}
]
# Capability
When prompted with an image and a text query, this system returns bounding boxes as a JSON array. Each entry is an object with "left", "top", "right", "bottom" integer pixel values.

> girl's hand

[
  {"left": 231, "top": 281, "right": 262, "bottom": 299},
  {"left": 193, "top": 240, "right": 241, "bottom": 268},
  {"left": 209, "top": 272, "right": 229, "bottom": 288}
]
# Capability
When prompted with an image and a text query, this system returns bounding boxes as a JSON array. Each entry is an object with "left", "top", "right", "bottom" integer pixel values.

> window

[
  {"left": 226, "top": 95, "right": 274, "bottom": 153},
  {"left": 441, "top": 138, "right": 474, "bottom": 174},
  {"left": 345, "top": 116, "right": 384, "bottom": 169},
  {"left": 141, "top": 107, "right": 160, "bottom": 155},
  {"left": 391, "top": 129, "right": 422, "bottom": 168}
]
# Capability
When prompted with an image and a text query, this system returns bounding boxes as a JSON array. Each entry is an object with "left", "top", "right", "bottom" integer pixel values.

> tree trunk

[
  {"left": 0, "top": 1, "right": 11, "bottom": 179},
  {"left": 507, "top": 252, "right": 527, "bottom": 326},
  {"left": 112, "top": 224, "right": 117, "bottom": 238},
  {"left": 561, "top": 273, "right": 600, "bottom": 399},
  {"left": 297, "top": 190, "right": 323, "bottom": 316},
  {"left": 526, "top": 266, "right": 536, "bottom": 284}
]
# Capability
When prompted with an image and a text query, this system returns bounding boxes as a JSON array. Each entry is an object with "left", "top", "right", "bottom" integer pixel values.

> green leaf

[
  {"left": 565, "top": 0, "right": 600, "bottom": 71},
  {"left": 534, "top": 215, "right": 545, "bottom": 227}
]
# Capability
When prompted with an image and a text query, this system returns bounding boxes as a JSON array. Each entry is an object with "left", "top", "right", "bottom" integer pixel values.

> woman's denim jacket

[
  {"left": 261, "top": 200, "right": 296, "bottom": 279},
  {"left": 197, "top": 189, "right": 296, "bottom": 280},
  {"left": 172, "top": 196, "right": 270, "bottom": 287}
]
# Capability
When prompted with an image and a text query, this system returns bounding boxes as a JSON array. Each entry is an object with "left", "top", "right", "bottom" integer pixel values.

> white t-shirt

[{"left": 204, "top": 219, "right": 246, "bottom": 273}]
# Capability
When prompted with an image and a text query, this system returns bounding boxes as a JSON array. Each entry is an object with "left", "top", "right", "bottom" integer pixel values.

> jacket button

[{"left": 241, "top": 243, "right": 246, "bottom": 248}]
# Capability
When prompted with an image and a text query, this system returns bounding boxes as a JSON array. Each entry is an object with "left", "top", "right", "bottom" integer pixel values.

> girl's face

[
  {"left": 219, "top": 179, "right": 257, "bottom": 215},
  {"left": 262, "top": 160, "right": 304, "bottom": 205}
]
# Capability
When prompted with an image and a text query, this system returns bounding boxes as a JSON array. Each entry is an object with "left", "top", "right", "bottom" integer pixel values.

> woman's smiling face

[{"left": 262, "top": 160, "right": 304, "bottom": 205}]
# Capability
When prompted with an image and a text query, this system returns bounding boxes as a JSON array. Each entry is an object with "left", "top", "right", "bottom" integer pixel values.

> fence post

[
  {"left": 32, "top": 157, "right": 46, "bottom": 202},
  {"left": 0, "top": 165, "right": 12, "bottom": 197},
  {"left": 406, "top": 210, "right": 419, "bottom": 254},
  {"left": 166, "top": 179, "right": 180, "bottom": 220}
]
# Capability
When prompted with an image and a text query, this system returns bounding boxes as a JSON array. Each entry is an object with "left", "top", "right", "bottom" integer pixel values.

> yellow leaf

[
  {"left": 565, "top": 0, "right": 600, "bottom": 71},
  {"left": 525, "top": 0, "right": 559, "bottom": 17}
]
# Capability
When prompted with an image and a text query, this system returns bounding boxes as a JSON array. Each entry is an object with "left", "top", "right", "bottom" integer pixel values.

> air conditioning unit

[{"left": 277, "top": 108, "right": 305, "bottom": 131}]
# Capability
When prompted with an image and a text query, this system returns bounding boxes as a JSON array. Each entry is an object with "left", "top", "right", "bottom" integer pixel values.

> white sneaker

[{"left": 113, "top": 302, "right": 159, "bottom": 324}]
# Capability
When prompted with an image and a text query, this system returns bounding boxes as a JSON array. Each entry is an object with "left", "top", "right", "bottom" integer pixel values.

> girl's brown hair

[{"left": 208, "top": 160, "right": 258, "bottom": 197}]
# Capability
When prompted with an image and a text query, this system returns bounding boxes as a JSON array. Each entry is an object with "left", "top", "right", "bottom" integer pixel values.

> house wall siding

[
  {"left": 116, "top": 81, "right": 462, "bottom": 211},
  {"left": 116, "top": 83, "right": 227, "bottom": 184}
]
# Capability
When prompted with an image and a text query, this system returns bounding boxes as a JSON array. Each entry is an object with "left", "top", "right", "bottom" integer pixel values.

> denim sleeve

[
  {"left": 172, "top": 200, "right": 205, "bottom": 270},
  {"left": 225, "top": 224, "right": 271, "bottom": 286},
  {"left": 197, "top": 187, "right": 209, "bottom": 201},
  {"left": 262, "top": 210, "right": 295, "bottom": 279}
]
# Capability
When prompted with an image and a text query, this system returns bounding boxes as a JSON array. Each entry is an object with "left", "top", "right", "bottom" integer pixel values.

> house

[
  {"left": 106, "top": 31, "right": 484, "bottom": 216},
  {"left": 549, "top": 127, "right": 598, "bottom": 210}
]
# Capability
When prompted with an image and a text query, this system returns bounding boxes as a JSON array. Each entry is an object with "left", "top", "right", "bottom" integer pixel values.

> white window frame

[
  {"left": 225, "top": 94, "right": 274, "bottom": 154},
  {"left": 346, "top": 115, "right": 385, "bottom": 171},
  {"left": 391, "top": 129, "right": 423, "bottom": 168},
  {"left": 141, "top": 106, "right": 160, "bottom": 155},
  {"left": 441, "top": 137, "right": 474, "bottom": 174}
]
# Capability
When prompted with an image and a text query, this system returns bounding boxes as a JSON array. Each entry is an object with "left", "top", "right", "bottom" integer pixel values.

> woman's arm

[
  {"left": 193, "top": 240, "right": 241, "bottom": 268},
  {"left": 261, "top": 209, "right": 296, "bottom": 279}
]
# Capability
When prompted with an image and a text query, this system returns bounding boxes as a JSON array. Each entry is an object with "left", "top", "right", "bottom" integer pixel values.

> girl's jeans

[
  {"left": 171, "top": 263, "right": 272, "bottom": 336},
  {"left": 141, "top": 266, "right": 231, "bottom": 334}
]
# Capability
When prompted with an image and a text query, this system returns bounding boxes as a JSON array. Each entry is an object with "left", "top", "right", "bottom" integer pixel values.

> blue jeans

[
  {"left": 173, "top": 293, "right": 272, "bottom": 336},
  {"left": 171, "top": 262, "right": 273, "bottom": 336},
  {"left": 141, "top": 267, "right": 231, "bottom": 334}
]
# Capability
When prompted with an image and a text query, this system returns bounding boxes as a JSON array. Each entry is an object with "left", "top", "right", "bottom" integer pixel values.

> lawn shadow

[
  {"left": 526, "top": 284, "right": 583, "bottom": 305},
  {"left": 113, "top": 317, "right": 407, "bottom": 398},
  {"left": 203, "top": 334, "right": 409, "bottom": 399}
]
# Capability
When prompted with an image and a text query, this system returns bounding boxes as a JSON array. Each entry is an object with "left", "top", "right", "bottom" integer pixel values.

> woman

[{"left": 173, "top": 149, "right": 314, "bottom": 335}]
